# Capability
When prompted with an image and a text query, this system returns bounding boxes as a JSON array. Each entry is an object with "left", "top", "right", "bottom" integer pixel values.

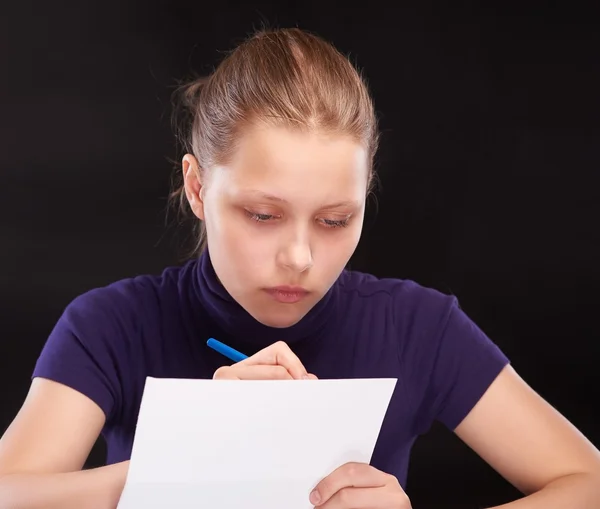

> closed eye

[
  {"left": 245, "top": 211, "right": 278, "bottom": 222},
  {"left": 319, "top": 217, "right": 350, "bottom": 228},
  {"left": 245, "top": 210, "right": 351, "bottom": 228}
]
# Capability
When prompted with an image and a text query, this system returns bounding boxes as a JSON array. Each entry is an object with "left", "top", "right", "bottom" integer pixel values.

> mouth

[{"left": 264, "top": 286, "right": 310, "bottom": 304}]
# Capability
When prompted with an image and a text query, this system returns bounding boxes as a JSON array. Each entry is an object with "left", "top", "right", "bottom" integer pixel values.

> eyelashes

[
  {"left": 320, "top": 218, "right": 350, "bottom": 228},
  {"left": 244, "top": 211, "right": 350, "bottom": 229},
  {"left": 247, "top": 212, "right": 276, "bottom": 222}
]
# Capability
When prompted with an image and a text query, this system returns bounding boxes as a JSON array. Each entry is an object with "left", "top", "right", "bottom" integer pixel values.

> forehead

[{"left": 214, "top": 125, "right": 369, "bottom": 199}]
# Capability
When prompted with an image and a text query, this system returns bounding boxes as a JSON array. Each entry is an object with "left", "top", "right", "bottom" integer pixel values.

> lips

[{"left": 264, "top": 286, "right": 309, "bottom": 304}]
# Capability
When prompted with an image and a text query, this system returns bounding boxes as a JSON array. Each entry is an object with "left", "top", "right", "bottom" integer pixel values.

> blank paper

[{"left": 117, "top": 377, "right": 397, "bottom": 509}]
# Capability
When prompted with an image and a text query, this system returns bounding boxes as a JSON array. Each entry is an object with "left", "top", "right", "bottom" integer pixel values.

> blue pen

[{"left": 207, "top": 337, "right": 248, "bottom": 363}]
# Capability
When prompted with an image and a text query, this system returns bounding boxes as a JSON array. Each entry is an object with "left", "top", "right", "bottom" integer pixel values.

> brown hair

[{"left": 169, "top": 27, "right": 379, "bottom": 258}]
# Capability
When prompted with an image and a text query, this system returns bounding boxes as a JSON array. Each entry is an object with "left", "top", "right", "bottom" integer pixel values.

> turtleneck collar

[{"left": 191, "top": 249, "right": 339, "bottom": 353}]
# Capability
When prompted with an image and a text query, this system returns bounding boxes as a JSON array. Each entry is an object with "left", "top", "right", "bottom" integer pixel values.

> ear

[{"left": 182, "top": 154, "right": 205, "bottom": 221}]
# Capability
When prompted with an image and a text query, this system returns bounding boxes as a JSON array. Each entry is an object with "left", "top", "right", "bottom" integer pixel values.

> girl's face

[{"left": 184, "top": 124, "right": 370, "bottom": 328}]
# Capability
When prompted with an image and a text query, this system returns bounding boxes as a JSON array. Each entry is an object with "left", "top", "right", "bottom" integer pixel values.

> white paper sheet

[{"left": 117, "top": 377, "right": 397, "bottom": 509}]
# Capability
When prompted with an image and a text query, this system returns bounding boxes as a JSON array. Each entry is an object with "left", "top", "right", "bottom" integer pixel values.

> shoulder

[
  {"left": 336, "top": 268, "right": 509, "bottom": 433},
  {"left": 33, "top": 260, "right": 198, "bottom": 424},
  {"left": 337, "top": 268, "right": 509, "bottom": 433},
  {"left": 61, "top": 260, "right": 195, "bottom": 326},
  {"left": 335, "top": 267, "right": 496, "bottom": 367},
  {"left": 337, "top": 267, "right": 457, "bottom": 330}
]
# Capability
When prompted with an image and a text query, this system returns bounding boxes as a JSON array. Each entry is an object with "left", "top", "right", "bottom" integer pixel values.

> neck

[{"left": 191, "top": 249, "right": 339, "bottom": 354}]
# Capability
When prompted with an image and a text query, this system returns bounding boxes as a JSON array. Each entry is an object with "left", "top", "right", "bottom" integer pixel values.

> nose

[{"left": 277, "top": 233, "right": 313, "bottom": 273}]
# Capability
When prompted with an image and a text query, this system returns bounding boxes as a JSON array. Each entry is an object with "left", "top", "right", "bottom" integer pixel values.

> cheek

[
  {"left": 325, "top": 228, "right": 361, "bottom": 261},
  {"left": 332, "top": 221, "right": 363, "bottom": 264},
  {"left": 310, "top": 222, "right": 363, "bottom": 268},
  {"left": 205, "top": 201, "right": 244, "bottom": 243},
  {"left": 212, "top": 213, "right": 274, "bottom": 271}
]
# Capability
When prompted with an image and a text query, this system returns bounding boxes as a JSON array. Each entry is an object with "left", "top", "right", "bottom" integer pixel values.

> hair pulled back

[{"left": 170, "top": 27, "right": 379, "bottom": 257}]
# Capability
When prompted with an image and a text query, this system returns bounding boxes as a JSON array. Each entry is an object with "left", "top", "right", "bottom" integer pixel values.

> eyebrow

[{"left": 244, "top": 190, "right": 358, "bottom": 209}]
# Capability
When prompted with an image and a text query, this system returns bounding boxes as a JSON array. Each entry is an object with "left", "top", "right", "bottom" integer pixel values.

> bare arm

[
  {"left": 0, "top": 378, "right": 129, "bottom": 509},
  {"left": 455, "top": 365, "right": 600, "bottom": 508}
]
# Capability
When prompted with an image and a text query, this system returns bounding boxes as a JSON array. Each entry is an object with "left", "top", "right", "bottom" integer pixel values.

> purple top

[{"left": 33, "top": 251, "right": 509, "bottom": 487}]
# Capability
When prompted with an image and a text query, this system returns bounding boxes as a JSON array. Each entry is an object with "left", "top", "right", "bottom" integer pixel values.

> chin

[{"left": 251, "top": 308, "right": 307, "bottom": 329}]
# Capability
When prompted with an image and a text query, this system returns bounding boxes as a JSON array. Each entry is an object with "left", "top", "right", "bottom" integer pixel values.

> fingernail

[
  {"left": 302, "top": 374, "right": 310, "bottom": 380},
  {"left": 310, "top": 489, "right": 321, "bottom": 504}
]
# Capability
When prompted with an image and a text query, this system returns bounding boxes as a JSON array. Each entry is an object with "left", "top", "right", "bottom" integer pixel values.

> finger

[
  {"left": 317, "top": 486, "right": 409, "bottom": 509},
  {"left": 310, "top": 463, "right": 389, "bottom": 506},
  {"left": 213, "top": 365, "right": 294, "bottom": 380},
  {"left": 238, "top": 341, "right": 308, "bottom": 380},
  {"left": 307, "top": 373, "right": 319, "bottom": 380}
]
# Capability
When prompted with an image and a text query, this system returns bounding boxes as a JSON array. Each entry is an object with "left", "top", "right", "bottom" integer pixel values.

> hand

[
  {"left": 213, "top": 341, "right": 318, "bottom": 381},
  {"left": 309, "top": 462, "right": 411, "bottom": 509}
]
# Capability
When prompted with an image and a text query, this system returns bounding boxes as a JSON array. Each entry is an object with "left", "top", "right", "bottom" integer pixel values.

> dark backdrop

[{"left": 1, "top": 2, "right": 598, "bottom": 508}]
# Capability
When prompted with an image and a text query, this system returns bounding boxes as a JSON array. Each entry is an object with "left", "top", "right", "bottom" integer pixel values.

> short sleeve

[
  {"left": 400, "top": 294, "right": 510, "bottom": 434},
  {"left": 32, "top": 286, "right": 131, "bottom": 426}
]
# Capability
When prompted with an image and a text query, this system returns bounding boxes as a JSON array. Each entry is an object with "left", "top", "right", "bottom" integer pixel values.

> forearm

[
  {"left": 0, "top": 461, "right": 128, "bottom": 509},
  {"left": 489, "top": 472, "right": 600, "bottom": 509}
]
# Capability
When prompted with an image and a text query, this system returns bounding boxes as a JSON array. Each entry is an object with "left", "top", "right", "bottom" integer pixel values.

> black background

[{"left": 1, "top": 2, "right": 599, "bottom": 507}]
